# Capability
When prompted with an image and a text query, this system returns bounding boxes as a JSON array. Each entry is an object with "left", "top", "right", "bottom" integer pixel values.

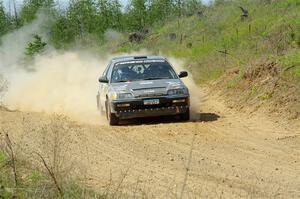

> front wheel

[
  {"left": 99, "top": 102, "right": 105, "bottom": 115},
  {"left": 180, "top": 109, "right": 190, "bottom": 121},
  {"left": 97, "top": 95, "right": 105, "bottom": 115},
  {"left": 106, "top": 101, "right": 119, "bottom": 126}
]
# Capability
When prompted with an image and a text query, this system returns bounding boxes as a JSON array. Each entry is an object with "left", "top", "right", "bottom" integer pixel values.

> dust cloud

[
  {"left": 0, "top": 17, "right": 200, "bottom": 125},
  {"left": 168, "top": 57, "right": 201, "bottom": 119},
  {"left": 0, "top": 16, "right": 109, "bottom": 125},
  {"left": 0, "top": 13, "right": 49, "bottom": 68},
  {"left": 1, "top": 51, "right": 201, "bottom": 124},
  {"left": 3, "top": 52, "right": 109, "bottom": 125}
]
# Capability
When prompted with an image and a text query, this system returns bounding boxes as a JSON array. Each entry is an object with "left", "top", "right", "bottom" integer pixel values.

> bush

[{"left": 25, "top": 34, "right": 47, "bottom": 58}]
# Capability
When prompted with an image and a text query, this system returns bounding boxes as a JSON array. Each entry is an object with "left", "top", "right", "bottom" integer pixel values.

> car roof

[{"left": 111, "top": 55, "right": 166, "bottom": 63}]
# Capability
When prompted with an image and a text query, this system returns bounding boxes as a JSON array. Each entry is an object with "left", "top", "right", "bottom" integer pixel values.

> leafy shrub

[{"left": 25, "top": 34, "right": 47, "bottom": 58}]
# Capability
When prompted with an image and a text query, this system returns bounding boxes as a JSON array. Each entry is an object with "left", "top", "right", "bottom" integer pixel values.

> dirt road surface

[{"left": 1, "top": 88, "right": 299, "bottom": 198}]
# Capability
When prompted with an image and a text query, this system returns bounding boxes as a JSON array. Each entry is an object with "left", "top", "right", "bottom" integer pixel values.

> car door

[{"left": 99, "top": 62, "right": 112, "bottom": 110}]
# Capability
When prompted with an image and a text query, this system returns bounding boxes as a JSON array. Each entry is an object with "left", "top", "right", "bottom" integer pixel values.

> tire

[
  {"left": 180, "top": 109, "right": 190, "bottom": 121},
  {"left": 97, "top": 94, "right": 105, "bottom": 115},
  {"left": 99, "top": 102, "right": 105, "bottom": 115},
  {"left": 106, "top": 101, "right": 119, "bottom": 126},
  {"left": 96, "top": 94, "right": 100, "bottom": 110}
]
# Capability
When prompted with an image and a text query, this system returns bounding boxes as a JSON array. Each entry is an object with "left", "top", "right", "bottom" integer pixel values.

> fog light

[
  {"left": 172, "top": 99, "right": 185, "bottom": 103},
  {"left": 117, "top": 103, "right": 130, "bottom": 107}
]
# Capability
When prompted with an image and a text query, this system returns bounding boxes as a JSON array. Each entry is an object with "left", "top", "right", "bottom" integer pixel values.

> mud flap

[{"left": 96, "top": 95, "right": 99, "bottom": 110}]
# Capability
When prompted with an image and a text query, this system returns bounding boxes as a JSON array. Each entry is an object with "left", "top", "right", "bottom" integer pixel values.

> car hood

[{"left": 111, "top": 79, "right": 186, "bottom": 98}]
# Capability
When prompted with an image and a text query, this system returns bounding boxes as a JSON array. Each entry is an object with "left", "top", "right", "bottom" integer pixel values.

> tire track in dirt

[{"left": 1, "top": 88, "right": 299, "bottom": 198}]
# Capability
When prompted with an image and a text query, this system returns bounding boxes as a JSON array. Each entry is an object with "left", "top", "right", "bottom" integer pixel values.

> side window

[
  {"left": 106, "top": 63, "right": 114, "bottom": 82},
  {"left": 102, "top": 62, "right": 111, "bottom": 77}
]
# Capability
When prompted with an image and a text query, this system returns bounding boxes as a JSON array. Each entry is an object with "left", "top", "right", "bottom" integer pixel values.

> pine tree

[
  {"left": 68, "top": 0, "right": 97, "bottom": 37},
  {"left": 0, "top": 1, "right": 9, "bottom": 36},
  {"left": 96, "top": 0, "right": 122, "bottom": 32},
  {"left": 20, "top": 0, "right": 55, "bottom": 24},
  {"left": 127, "top": 0, "right": 148, "bottom": 30}
]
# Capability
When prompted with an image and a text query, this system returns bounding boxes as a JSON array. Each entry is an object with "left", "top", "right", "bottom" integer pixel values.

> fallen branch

[
  {"left": 35, "top": 152, "right": 63, "bottom": 197},
  {"left": 216, "top": 49, "right": 229, "bottom": 55},
  {"left": 4, "top": 133, "right": 18, "bottom": 187},
  {"left": 111, "top": 168, "right": 129, "bottom": 199},
  {"left": 284, "top": 65, "right": 297, "bottom": 72}
]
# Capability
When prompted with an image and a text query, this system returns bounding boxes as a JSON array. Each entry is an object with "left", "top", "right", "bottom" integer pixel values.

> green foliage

[
  {"left": 0, "top": 185, "right": 10, "bottom": 199},
  {"left": 125, "top": 0, "right": 148, "bottom": 31},
  {"left": 0, "top": 1, "right": 10, "bottom": 37},
  {"left": 0, "top": 150, "right": 7, "bottom": 165},
  {"left": 28, "top": 170, "right": 41, "bottom": 185},
  {"left": 50, "top": 0, "right": 123, "bottom": 47},
  {"left": 0, "top": 149, "right": 105, "bottom": 199},
  {"left": 63, "top": 183, "right": 106, "bottom": 199},
  {"left": 282, "top": 0, "right": 300, "bottom": 7},
  {"left": 227, "top": 73, "right": 243, "bottom": 88},
  {"left": 0, "top": 150, "right": 12, "bottom": 199},
  {"left": 280, "top": 51, "right": 300, "bottom": 80},
  {"left": 0, "top": 0, "right": 204, "bottom": 47},
  {"left": 259, "top": 92, "right": 272, "bottom": 100},
  {"left": 67, "top": 0, "right": 97, "bottom": 35},
  {"left": 0, "top": 0, "right": 299, "bottom": 84},
  {"left": 248, "top": 85, "right": 258, "bottom": 98},
  {"left": 97, "top": 0, "right": 123, "bottom": 31},
  {"left": 116, "top": 0, "right": 300, "bottom": 84},
  {"left": 25, "top": 34, "right": 47, "bottom": 58},
  {"left": 50, "top": 15, "right": 75, "bottom": 49},
  {"left": 148, "top": 0, "right": 175, "bottom": 25},
  {"left": 20, "top": 0, "right": 55, "bottom": 24}
]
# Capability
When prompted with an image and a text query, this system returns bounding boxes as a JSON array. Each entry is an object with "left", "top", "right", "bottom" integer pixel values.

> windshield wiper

[
  {"left": 143, "top": 77, "right": 168, "bottom": 80},
  {"left": 116, "top": 80, "right": 130, "bottom": 83}
]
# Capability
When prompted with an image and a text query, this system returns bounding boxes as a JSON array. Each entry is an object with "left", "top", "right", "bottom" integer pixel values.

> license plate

[{"left": 143, "top": 99, "right": 160, "bottom": 105}]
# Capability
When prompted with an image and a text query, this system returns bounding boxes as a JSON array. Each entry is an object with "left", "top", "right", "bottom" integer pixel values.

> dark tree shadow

[
  {"left": 192, "top": 113, "right": 220, "bottom": 122},
  {"left": 118, "top": 112, "right": 220, "bottom": 126},
  {"left": 119, "top": 115, "right": 180, "bottom": 126}
]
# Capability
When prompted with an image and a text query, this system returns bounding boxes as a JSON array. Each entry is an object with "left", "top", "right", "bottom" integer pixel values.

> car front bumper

[{"left": 110, "top": 96, "right": 190, "bottom": 119}]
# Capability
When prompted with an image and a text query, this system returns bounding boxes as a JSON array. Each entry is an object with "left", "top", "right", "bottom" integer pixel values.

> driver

[
  {"left": 118, "top": 66, "right": 136, "bottom": 82},
  {"left": 147, "top": 64, "right": 171, "bottom": 78}
]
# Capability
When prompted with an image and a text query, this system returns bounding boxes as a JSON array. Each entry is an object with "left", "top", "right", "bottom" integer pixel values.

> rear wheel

[
  {"left": 180, "top": 109, "right": 190, "bottom": 121},
  {"left": 106, "top": 101, "right": 119, "bottom": 126}
]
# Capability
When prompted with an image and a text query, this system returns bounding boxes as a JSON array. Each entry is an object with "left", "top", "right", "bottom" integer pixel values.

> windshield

[{"left": 111, "top": 61, "right": 178, "bottom": 83}]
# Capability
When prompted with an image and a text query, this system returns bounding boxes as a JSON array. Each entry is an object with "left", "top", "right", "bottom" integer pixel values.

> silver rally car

[{"left": 96, "top": 55, "right": 190, "bottom": 125}]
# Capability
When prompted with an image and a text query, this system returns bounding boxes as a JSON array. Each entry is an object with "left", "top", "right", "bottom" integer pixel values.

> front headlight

[
  {"left": 118, "top": 93, "right": 134, "bottom": 99},
  {"left": 167, "top": 88, "right": 186, "bottom": 95},
  {"left": 111, "top": 92, "right": 118, "bottom": 100},
  {"left": 111, "top": 92, "right": 134, "bottom": 100}
]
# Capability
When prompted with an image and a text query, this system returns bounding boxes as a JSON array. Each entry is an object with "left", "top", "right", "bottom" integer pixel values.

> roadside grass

[
  {"left": 0, "top": 147, "right": 104, "bottom": 199},
  {"left": 279, "top": 50, "right": 300, "bottom": 80},
  {"left": 0, "top": 151, "right": 103, "bottom": 199},
  {"left": 0, "top": 116, "right": 106, "bottom": 199},
  {"left": 117, "top": 0, "right": 299, "bottom": 85},
  {"left": 110, "top": 0, "right": 300, "bottom": 120},
  {"left": 227, "top": 72, "right": 243, "bottom": 89}
]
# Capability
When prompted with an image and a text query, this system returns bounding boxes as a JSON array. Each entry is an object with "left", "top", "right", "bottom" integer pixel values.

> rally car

[{"left": 96, "top": 55, "right": 190, "bottom": 125}]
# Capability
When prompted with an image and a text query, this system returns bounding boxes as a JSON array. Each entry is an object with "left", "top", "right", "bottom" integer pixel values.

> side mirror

[
  {"left": 178, "top": 71, "right": 188, "bottom": 78},
  {"left": 98, "top": 76, "right": 109, "bottom": 83}
]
